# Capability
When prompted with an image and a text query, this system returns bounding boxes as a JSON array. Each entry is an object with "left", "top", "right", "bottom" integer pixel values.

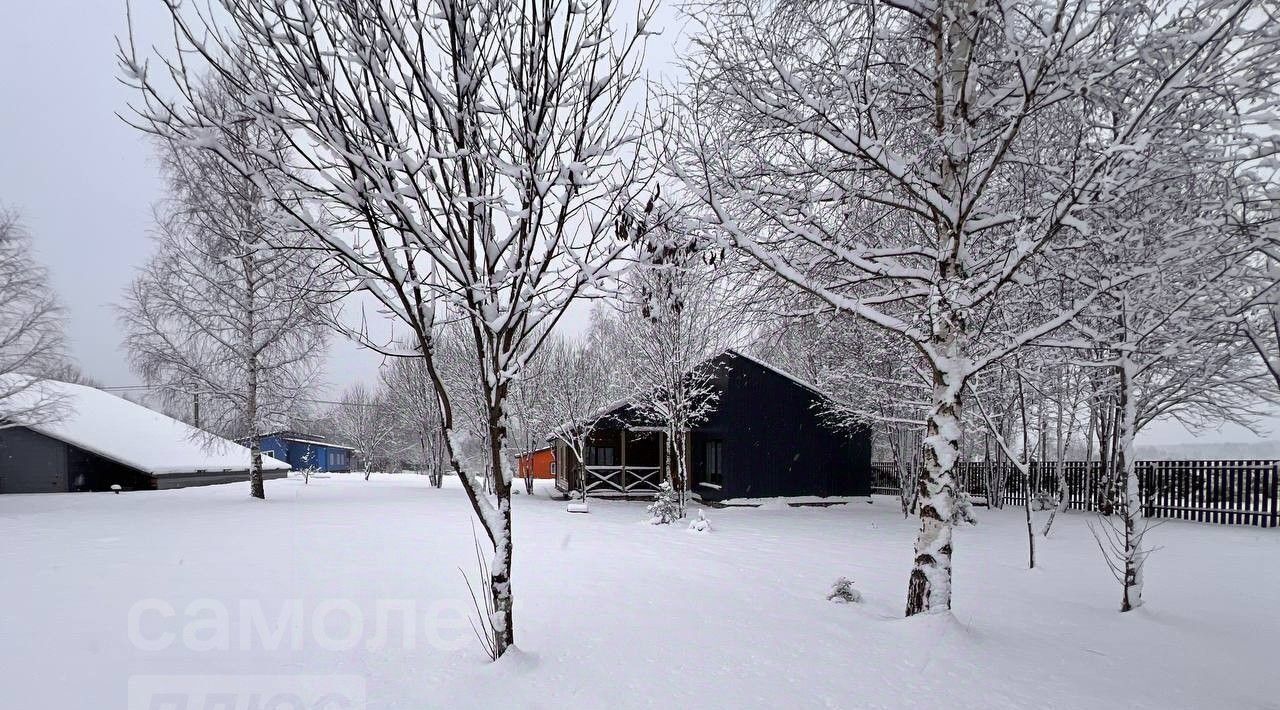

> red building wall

[{"left": 517, "top": 447, "right": 555, "bottom": 480}]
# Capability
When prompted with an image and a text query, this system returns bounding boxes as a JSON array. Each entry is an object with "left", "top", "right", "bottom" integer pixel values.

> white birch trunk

[
  {"left": 485, "top": 399, "right": 515, "bottom": 654},
  {"left": 906, "top": 0, "right": 972, "bottom": 616},
  {"left": 244, "top": 252, "right": 264, "bottom": 500},
  {"left": 906, "top": 350, "right": 963, "bottom": 615},
  {"left": 1117, "top": 350, "right": 1144, "bottom": 611}
]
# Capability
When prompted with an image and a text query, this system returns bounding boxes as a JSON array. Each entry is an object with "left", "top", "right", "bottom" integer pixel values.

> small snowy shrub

[
  {"left": 648, "top": 481, "right": 681, "bottom": 524},
  {"left": 298, "top": 450, "right": 319, "bottom": 485},
  {"left": 952, "top": 492, "right": 979, "bottom": 526},
  {"left": 687, "top": 510, "right": 712, "bottom": 533},
  {"left": 827, "top": 577, "right": 862, "bottom": 603}
]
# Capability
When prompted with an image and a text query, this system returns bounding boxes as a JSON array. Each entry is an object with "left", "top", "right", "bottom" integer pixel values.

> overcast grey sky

[
  {"left": 1, "top": 1, "right": 1274, "bottom": 445},
  {"left": 0, "top": 0, "right": 386, "bottom": 396}
]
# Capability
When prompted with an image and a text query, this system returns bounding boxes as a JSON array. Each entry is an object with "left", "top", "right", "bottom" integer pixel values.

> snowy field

[{"left": 2, "top": 474, "right": 1277, "bottom": 709}]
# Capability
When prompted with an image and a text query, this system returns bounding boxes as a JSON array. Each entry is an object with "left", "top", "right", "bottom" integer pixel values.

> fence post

[{"left": 1264, "top": 463, "right": 1274, "bottom": 529}]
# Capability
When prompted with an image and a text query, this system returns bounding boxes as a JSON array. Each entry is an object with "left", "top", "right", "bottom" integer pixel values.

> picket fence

[{"left": 870, "top": 459, "right": 1280, "bottom": 528}]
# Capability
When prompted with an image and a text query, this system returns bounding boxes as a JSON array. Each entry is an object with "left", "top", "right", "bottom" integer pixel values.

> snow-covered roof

[
  {"left": 0, "top": 377, "right": 289, "bottom": 475},
  {"left": 547, "top": 393, "right": 647, "bottom": 440},
  {"left": 280, "top": 436, "right": 352, "bottom": 449},
  {"left": 257, "top": 431, "right": 355, "bottom": 450}
]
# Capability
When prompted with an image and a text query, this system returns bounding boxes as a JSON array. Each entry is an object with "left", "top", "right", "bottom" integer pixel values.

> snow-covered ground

[{"left": 2, "top": 474, "right": 1277, "bottom": 709}]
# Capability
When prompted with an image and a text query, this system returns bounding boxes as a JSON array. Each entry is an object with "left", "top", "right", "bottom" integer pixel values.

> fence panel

[{"left": 868, "top": 459, "right": 1280, "bottom": 528}]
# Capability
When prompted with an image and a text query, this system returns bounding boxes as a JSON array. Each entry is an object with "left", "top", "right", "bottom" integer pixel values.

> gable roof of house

[
  {"left": 0, "top": 376, "right": 289, "bottom": 475},
  {"left": 551, "top": 349, "right": 842, "bottom": 435},
  {"left": 259, "top": 430, "right": 356, "bottom": 451}
]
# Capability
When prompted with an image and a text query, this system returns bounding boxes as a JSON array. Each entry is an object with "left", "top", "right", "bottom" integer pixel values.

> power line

[{"left": 97, "top": 383, "right": 380, "bottom": 408}]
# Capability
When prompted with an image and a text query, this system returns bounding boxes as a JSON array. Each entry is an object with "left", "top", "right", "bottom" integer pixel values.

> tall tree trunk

[
  {"left": 1016, "top": 366, "right": 1035, "bottom": 569},
  {"left": 485, "top": 400, "right": 515, "bottom": 656},
  {"left": 1117, "top": 350, "right": 1144, "bottom": 612},
  {"left": 906, "top": 0, "right": 974, "bottom": 615},
  {"left": 1093, "top": 389, "right": 1114, "bottom": 513},
  {"left": 1024, "top": 467, "right": 1035, "bottom": 569},
  {"left": 249, "top": 433, "right": 265, "bottom": 499},
  {"left": 1043, "top": 376, "right": 1081, "bottom": 537},
  {"left": 244, "top": 253, "right": 264, "bottom": 500},
  {"left": 906, "top": 354, "right": 962, "bottom": 616},
  {"left": 664, "top": 424, "right": 689, "bottom": 518},
  {"left": 673, "top": 428, "right": 689, "bottom": 517}
]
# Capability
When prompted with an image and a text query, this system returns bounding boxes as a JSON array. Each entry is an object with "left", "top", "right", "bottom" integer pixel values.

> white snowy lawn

[{"left": 2, "top": 474, "right": 1277, "bottom": 709}]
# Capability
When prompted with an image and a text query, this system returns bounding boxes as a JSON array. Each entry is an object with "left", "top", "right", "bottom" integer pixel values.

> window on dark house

[
  {"left": 704, "top": 440, "right": 723, "bottom": 487},
  {"left": 586, "top": 445, "right": 617, "bottom": 467}
]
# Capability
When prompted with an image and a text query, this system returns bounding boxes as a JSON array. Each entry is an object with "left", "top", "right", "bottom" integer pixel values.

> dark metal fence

[{"left": 871, "top": 459, "right": 1280, "bottom": 528}]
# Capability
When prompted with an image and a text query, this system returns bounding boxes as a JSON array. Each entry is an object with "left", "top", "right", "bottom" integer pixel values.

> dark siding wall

[
  {"left": 0, "top": 427, "right": 154, "bottom": 493},
  {"left": 66, "top": 447, "right": 152, "bottom": 491},
  {"left": 154, "top": 469, "right": 287, "bottom": 489},
  {"left": 0, "top": 426, "right": 69, "bottom": 493},
  {"left": 691, "top": 354, "right": 871, "bottom": 500}
]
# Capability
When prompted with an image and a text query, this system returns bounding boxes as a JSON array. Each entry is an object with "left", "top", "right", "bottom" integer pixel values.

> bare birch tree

[
  {"left": 676, "top": 0, "right": 1280, "bottom": 616},
  {"left": 969, "top": 358, "right": 1047, "bottom": 569},
  {"left": 120, "top": 0, "right": 657, "bottom": 657},
  {"left": 540, "top": 333, "right": 621, "bottom": 503},
  {"left": 0, "top": 208, "right": 67, "bottom": 425},
  {"left": 120, "top": 118, "right": 333, "bottom": 500},
  {"left": 607, "top": 215, "right": 744, "bottom": 518},
  {"left": 381, "top": 355, "right": 447, "bottom": 487},
  {"left": 1075, "top": 213, "right": 1275, "bottom": 611},
  {"left": 330, "top": 382, "right": 398, "bottom": 478},
  {"left": 1040, "top": 357, "right": 1090, "bottom": 537}
]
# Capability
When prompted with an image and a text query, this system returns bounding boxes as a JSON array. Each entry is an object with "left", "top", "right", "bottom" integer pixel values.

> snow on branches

[
  {"left": 676, "top": 0, "right": 1280, "bottom": 616},
  {"left": 120, "top": 0, "right": 661, "bottom": 657},
  {"left": 121, "top": 95, "right": 334, "bottom": 499},
  {"left": 0, "top": 208, "right": 68, "bottom": 427}
]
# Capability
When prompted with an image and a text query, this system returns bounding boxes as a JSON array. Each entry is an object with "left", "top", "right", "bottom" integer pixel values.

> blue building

[{"left": 255, "top": 431, "right": 354, "bottom": 473}]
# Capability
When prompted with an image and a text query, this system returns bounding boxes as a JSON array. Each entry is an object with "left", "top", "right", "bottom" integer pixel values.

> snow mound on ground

[{"left": 687, "top": 510, "right": 712, "bottom": 533}]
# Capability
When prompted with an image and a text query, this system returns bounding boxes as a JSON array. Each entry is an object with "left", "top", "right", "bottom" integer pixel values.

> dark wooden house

[
  {"left": 552, "top": 350, "right": 871, "bottom": 502},
  {"left": 0, "top": 378, "right": 290, "bottom": 493}
]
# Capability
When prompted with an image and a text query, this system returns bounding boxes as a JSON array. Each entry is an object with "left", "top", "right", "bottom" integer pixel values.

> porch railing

[{"left": 583, "top": 465, "right": 663, "bottom": 495}]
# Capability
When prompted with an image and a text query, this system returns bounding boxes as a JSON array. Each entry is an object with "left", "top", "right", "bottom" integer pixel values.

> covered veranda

[{"left": 555, "top": 426, "right": 678, "bottom": 498}]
